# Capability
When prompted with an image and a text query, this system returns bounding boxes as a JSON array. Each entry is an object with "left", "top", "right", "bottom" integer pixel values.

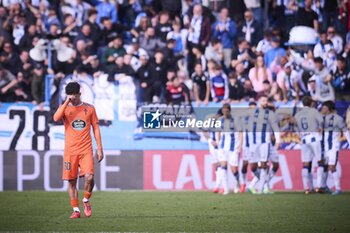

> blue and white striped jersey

[
  {"left": 239, "top": 110, "right": 254, "bottom": 148},
  {"left": 323, "top": 113, "right": 348, "bottom": 151},
  {"left": 294, "top": 107, "right": 323, "bottom": 143},
  {"left": 219, "top": 116, "right": 241, "bottom": 152},
  {"left": 247, "top": 108, "right": 280, "bottom": 145}
]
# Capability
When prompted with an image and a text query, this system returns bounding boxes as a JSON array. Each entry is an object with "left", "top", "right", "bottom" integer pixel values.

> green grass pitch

[{"left": 0, "top": 191, "right": 349, "bottom": 233}]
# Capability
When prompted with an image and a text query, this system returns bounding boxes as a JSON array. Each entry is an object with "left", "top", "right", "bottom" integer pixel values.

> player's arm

[
  {"left": 269, "top": 112, "right": 281, "bottom": 148},
  {"left": 338, "top": 116, "right": 350, "bottom": 144},
  {"left": 91, "top": 107, "right": 104, "bottom": 162},
  {"left": 53, "top": 96, "right": 71, "bottom": 122}
]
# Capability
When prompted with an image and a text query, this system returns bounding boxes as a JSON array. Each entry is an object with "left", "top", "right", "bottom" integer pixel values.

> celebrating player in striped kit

[
  {"left": 240, "top": 102, "right": 257, "bottom": 193},
  {"left": 217, "top": 104, "right": 242, "bottom": 195},
  {"left": 321, "top": 101, "right": 350, "bottom": 195},
  {"left": 293, "top": 96, "right": 323, "bottom": 194},
  {"left": 247, "top": 96, "right": 281, "bottom": 194}
]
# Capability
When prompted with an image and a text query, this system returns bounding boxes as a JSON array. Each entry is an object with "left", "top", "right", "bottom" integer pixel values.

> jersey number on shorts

[{"left": 64, "top": 162, "right": 71, "bottom": 170}]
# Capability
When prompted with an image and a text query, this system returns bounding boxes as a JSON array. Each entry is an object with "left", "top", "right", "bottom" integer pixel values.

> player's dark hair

[
  {"left": 302, "top": 96, "right": 313, "bottom": 107},
  {"left": 322, "top": 100, "right": 335, "bottom": 111},
  {"left": 65, "top": 82, "right": 80, "bottom": 95},
  {"left": 313, "top": 57, "right": 323, "bottom": 64},
  {"left": 248, "top": 101, "right": 257, "bottom": 106},
  {"left": 222, "top": 103, "right": 231, "bottom": 111}
]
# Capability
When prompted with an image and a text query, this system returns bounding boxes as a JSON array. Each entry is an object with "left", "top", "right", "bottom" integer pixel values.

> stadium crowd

[{"left": 0, "top": 0, "right": 350, "bottom": 106}]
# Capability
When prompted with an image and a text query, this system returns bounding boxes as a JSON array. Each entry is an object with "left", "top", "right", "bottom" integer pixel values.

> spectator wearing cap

[
  {"left": 166, "top": 20, "right": 187, "bottom": 55},
  {"left": 191, "top": 63, "right": 210, "bottom": 106},
  {"left": 230, "top": 38, "right": 255, "bottom": 73},
  {"left": 212, "top": 7, "right": 237, "bottom": 69},
  {"left": 227, "top": 72, "right": 244, "bottom": 103},
  {"left": 155, "top": 11, "right": 172, "bottom": 43},
  {"left": 204, "top": 39, "right": 223, "bottom": 66},
  {"left": 31, "top": 63, "right": 45, "bottom": 105},
  {"left": 237, "top": 9, "right": 262, "bottom": 47},
  {"left": 308, "top": 57, "right": 335, "bottom": 103},
  {"left": 0, "top": 64, "right": 18, "bottom": 102},
  {"left": 139, "top": 26, "right": 165, "bottom": 57},
  {"left": 249, "top": 55, "right": 273, "bottom": 93},
  {"left": 96, "top": 0, "right": 118, "bottom": 25},
  {"left": 332, "top": 56, "right": 350, "bottom": 101},
  {"left": 210, "top": 64, "right": 228, "bottom": 102},
  {"left": 327, "top": 26, "right": 343, "bottom": 55},
  {"left": 101, "top": 35, "right": 126, "bottom": 68},
  {"left": 277, "top": 62, "right": 305, "bottom": 103},
  {"left": 295, "top": 0, "right": 319, "bottom": 32},
  {"left": 264, "top": 36, "right": 286, "bottom": 70},
  {"left": 313, "top": 30, "right": 335, "bottom": 64}
]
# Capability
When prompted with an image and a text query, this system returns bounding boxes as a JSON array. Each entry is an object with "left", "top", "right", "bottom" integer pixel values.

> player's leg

[
  {"left": 213, "top": 162, "right": 221, "bottom": 193},
  {"left": 248, "top": 146, "right": 260, "bottom": 193},
  {"left": 263, "top": 146, "right": 279, "bottom": 194},
  {"left": 313, "top": 142, "right": 325, "bottom": 192},
  {"left": 328, "top": 150, "right": 341, "bottom": 195},
  {"left": 209, "top": 144, "right": 220, "bottom": 193},
  {"left": 218, "top": 149, "right": 229, "bottom": 195},
  {"left": 240, "top": 159, "right": 248, "bottom": 193},
  {"left": 68, "top": 179, "right": 80, "bottom": 218},
  {"left": 80, "top": 153, "right": 95, "bottom": 217},
  {"left": 229, "top": 151, "right": 240, "bottom": 194},
  {"left": 301, "top": 144, "right": 313, "bottom": 194},
  {"left": 258, "top": 143, "right": 270, "bottom": 194},
  {"left": 63, "top": 154, "right": 80, "bottom": 219}
]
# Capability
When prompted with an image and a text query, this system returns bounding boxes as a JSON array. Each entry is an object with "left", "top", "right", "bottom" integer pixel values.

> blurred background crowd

[{"left": 1, "top": 0, "right": 350, "bottom": 107}]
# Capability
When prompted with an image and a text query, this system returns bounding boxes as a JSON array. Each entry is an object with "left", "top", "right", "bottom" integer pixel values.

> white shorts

[
  {"left": 269, "top": 145, "right": 279, "bottom": 163},
  {"left": 208, "top": 139, "right": 219, "bottom": 164},
  {"left": 218, "top": 149, "right": 239, "bottom": 167},
  {"left": 250, "top": 143, "right": 270, "bottom": 163},
  {"left": 301, "top": 141, "right": 322, "bottom": 163},
  {"left": 242, "top": 146, "right": 250, "bottom": 161},
  {"left": 324, "top": 149, "right": 339, "bottom": 166}
]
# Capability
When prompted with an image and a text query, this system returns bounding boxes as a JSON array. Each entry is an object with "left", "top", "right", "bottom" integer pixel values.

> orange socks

[
  {"left": 84, "top": 191, "right": 92, "bottom": 200},
  {"left": 70, "top": 199, "right": 79, "bottom": 208}
]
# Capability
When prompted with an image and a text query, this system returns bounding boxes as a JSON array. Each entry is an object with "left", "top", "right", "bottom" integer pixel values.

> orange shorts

[{"left": 62, "top": 152, "right": 94, "bottom": 180}]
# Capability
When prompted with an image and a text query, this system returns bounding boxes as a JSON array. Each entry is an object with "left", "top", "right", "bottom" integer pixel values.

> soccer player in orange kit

[{"left": 53, "top": 82, "right": 104, "bottom": 219}]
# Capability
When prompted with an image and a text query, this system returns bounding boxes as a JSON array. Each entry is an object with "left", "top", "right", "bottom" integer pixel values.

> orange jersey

[{"left": 54, "top": 102, "right": 102, "bottom": 155}]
